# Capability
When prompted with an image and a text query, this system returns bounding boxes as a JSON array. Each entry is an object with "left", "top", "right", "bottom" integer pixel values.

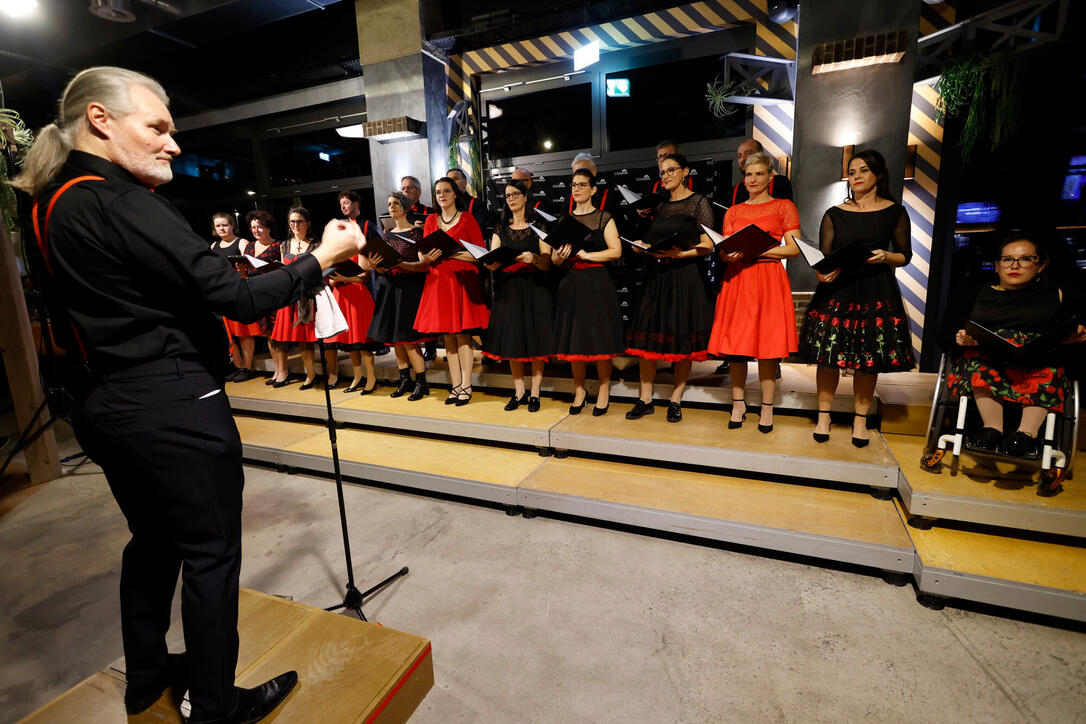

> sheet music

[
  {"left": 616, "top": 185, "right": 642, "bottom": 204},
  {"left": 699, "top": 224, "right": 726, "bottom": 246},
  {"left": 459, "top": 240, "right": 488, "bottom": 260},
  {"left": 529, "top": 225, "right": 548, "bottom": 240},
  {"left": 534, "top": 208, "right": 557, "bottom": 222},
  {"left": 621, "top": 236, "right": 650, "bottom": 250},
  {"left": 796, "top": 240, "right": 825, "bottom": 266}
]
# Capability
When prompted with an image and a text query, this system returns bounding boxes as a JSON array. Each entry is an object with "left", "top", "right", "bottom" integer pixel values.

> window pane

[
  {"left": 486, "top": 83, "right": 593, "bottom": 159},
  {"left": 263, "top": 128, "right": 372, "bottom": 187},
  {"left": 606, "top": 56, "right": 748, "bottom": 151}
]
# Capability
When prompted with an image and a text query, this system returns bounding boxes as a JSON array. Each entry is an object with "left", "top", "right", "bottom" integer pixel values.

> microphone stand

[{"left": 317, "top": 336, "right": 408, "bottom": 621}]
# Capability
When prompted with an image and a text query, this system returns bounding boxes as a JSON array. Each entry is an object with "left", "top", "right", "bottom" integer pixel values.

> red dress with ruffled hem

[
  {"left": 270, "top": 254, "right": 318, "bottom": 343},
  {"left": 708, "top": 199, "right": 799, "bottom": 359},
  {"left": 325, "top": 256, "right": 378, "bottom": 347},
  {"left": 413, "top": 213, "right": 490, "bottom": 334}
]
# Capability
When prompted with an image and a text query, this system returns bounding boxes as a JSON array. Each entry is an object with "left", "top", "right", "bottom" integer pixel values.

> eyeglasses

[
  {"left": 288, "top": 219, "right": 306, "bottom": 225},
  {"left": 658, "top": 167, "right": 681, "bottom": 178},
  {"left": 570, "top": 181, "right": 591, "bottom": 189},
  {"left": 997, "top": 255, "right": 1040, "bottom": 267},
  {"left": 504, "top": 192, "right": 523, "bottom": 199}
]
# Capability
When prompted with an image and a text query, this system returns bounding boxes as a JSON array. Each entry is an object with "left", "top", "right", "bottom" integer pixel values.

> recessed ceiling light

[{"left": 1, "top": 0, "right": 39, "bottom": 19}]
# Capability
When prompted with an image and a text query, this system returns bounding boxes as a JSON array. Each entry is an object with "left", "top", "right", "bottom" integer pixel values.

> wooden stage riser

[
  {"left": 262, "top": 358, "right": 873, "bottom": 415},
  {"left": 548, "top": 432, "right": 899, "bottom": 490},
  {"left": 231, "top": 397, "right": 900, "bottom": 491},
  {"left": 242, "top": 446, "right": 521, "bottom": 507},
  {"left": 913, "top": 562, "right": 1086, "bottom": 622},
  {"left": 517, "top": 488, "right": 915, "bottom": 574},
  {"left": 900, "top": 484, "right": 1086, "bottom": 538},
  {"left": 241, "top": 445, "right": 913, "bottom": 576}
]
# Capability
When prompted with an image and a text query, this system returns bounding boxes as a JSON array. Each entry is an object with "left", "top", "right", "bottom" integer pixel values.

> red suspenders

[{"left": 31, "top": 175, "right": 105, "bottom": 362}]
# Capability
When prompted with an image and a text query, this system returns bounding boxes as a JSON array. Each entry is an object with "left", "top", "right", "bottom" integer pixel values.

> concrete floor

[{"left": 2, "top": 425, "right": 1086, "bottom": 724}]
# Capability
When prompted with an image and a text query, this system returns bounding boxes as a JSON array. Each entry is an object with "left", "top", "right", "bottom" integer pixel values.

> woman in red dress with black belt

[
  {"left": 269, "top": 207, "right": 320, "bottom": 389},
  {"left": 707, "top": 152, "right": 800, "bottom": 433},
  {"left": 241, "top": 210, "right": 281, "bottom": 385},
  {"left": 413, "top": 177, "right": 490, "bottom": 406},
  {"left": 324, "top": 220, "right": 382, "bottom": 394}
]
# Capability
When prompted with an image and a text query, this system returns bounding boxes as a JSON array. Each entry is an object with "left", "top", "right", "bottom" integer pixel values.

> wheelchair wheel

[
  {"left": 920, "top": 449, "right": 946, "bottom": 472},
  {"left": 1038, "top": 468, "right": 1066, "bottom": 497}
]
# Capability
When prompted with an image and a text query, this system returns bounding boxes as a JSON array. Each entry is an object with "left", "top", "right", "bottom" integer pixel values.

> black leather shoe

[
  {"left": 666, "top": 402, "right": 682, "bottom": 423},
  {"left": 505, "top": 393, "right": 529, "bottom": 411},
  {"left": 299, "top": 378, "right": 318, "bottom": 391},
  {"left": 528, "top": 396, "right": 541, "bottom": 413},
  {"left": 757, "top": 403, "right": 773, "bottom": 434},
  {"left": 124, "top": 652, "right": 187, "bottom": 715},
  {"left": 591, "top": 403, "right": 609, "bottom": 417},
  {"left": 272, "top": 379, "right": 289, "bottom": 388},
  {"left": 325, "top": 379, "right": 340, "bottom": 390},
  {"left": 232, "top": 369, "right": 253, "bottom": 383},
  {"left": 343, "top": 379, "right": 366, "bottom": 393},
  {"left": 1003, "top": 430, "right": 1041, "bottom": 459},
  {"left": 263, "top": 377, "right": 276, "bottom": 386},
  {"left": 445, "top": 386, "right": 462, "bottom": 405},
  {"left": 728, "top": 399, "right": 746, "bottom": 429},
  {"left": 188, "top": 671, "right": 298, "bottom": 724},
  {"left": 625, "top": 399, "right": 654, "bottom": 420},
  {"left": 568, "top": 400, "right": 586, "bottom": 415},
  {"left": 408, "top": 379, "right": 429, "bottom": 401},
  {"left": 389, "top": 370, "right": 413, "bottom": 398}
]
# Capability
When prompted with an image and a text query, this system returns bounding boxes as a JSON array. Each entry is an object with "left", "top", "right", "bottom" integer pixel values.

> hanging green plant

[
  {"left": 935, "top": 52, "right": 1023, "bottom": 162},
  {"left": 0, "top": 108, "right": 35, "bottom": 233},
  {"left": 705, "top": 75, "right": 749, "bottom": 119}
]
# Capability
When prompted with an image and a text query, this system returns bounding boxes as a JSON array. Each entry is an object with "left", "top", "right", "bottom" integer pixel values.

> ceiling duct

[{"left": 88, "top": 0, "right": 135, "bottom": 22}]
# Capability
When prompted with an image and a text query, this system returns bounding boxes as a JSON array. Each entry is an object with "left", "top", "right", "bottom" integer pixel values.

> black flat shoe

[
  {"left": 264, "top": 377, "right": 276, "bottom": 386},
  {"left": 666, "top": 401, "right": 682, "bottom": 423},
  {"left": 299, "top": 379, "right": 317, "bottom": 391},
  {"left": 445, "top": 386, "right": 462, "bottom": 405},
  {"left": 272, "top": 379, "right": 289, "bottom": 389},
  {"left": 455, "top": 386, "right": 473, "bottom": 406},
  {"left": 124, "top": 652, "right": 187, "bottom": 715},
  {"left": 813, "top": 432, "right": 830, "bottom": 443},
  {"left": 728, "top": 398, "right": 746, "bottom": 429},
  {"left": 592, "top": 403, "right": 609, "bottom": 417},
  {"left": 231, "top": 369, "right": 253, "bottom": 383},
  {"left": 505, "top": 393, "right": 530, "bottom": 411},
  {"left": 851, "top": 436, "right": 870, "bottom": 448},
  {"left": 528, "top": 396, "right": 541, "bottom": 413},
  {"left": 325, "top": 379, "right": 340, "bottom": 390},
  {"left": 569, "top": 400, "right": 586, "bottom": 415},
  {"left": 188, "top": 671, "right": 298, "bottom": 724},
  {"left": 343, "top": 379, "right": 366, "bottom": 393},
  {"left": 625, "top": 399, "right": 654, "bottom": 420}
]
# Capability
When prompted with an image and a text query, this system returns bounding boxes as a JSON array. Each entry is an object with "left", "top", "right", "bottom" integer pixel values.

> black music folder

[
  {"left": 797, "top": 241, "right": 874, "bottom": 274},
  {"left": 227, "top": 254, "right": 284, "bottom": 275},
  {"left": 714, "top": 224, "right": 779, "bottom": 259},
  {"left": 416, "top": 229, "right": 464, "bottom": 257},
  {"left": 964, "top": 317, "right": 1079, "bottom": 361},
  {"left": 534, "top": 216, "right": 596, "bottom": 254},
  {"left": 478, "top": 244, "right": 521, "bottom": 268},
  {"left": 644, "top": 214, "right": 701, "bottom": 251}
]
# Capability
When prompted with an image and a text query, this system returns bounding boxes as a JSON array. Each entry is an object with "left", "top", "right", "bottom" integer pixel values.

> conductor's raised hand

[{"left": 312, "top": 220, "right": 364, "bottom": 270}]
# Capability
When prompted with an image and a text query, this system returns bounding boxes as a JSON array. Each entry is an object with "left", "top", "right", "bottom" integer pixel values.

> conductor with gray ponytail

[{"left": 17, "top": 65, "right": 368, "bottom": 723}]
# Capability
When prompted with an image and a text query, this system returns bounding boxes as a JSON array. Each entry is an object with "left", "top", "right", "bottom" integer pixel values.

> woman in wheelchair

[{"left": 940, "top": 236, "right": 1085, "bottom": 458}]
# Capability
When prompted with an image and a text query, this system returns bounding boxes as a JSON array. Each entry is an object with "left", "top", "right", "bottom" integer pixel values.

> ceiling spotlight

[
  {"left": 0, "top": 0, "right": 39, "bottom": 19},
  {"left": 543, "top": 139, "right": 553, "bottom": 150},
  {"left": 88, "top": 0, "right": 135, "bottom": 22},
  {"left": 768, "top": 0, "right": 798, "bottom": 24}
]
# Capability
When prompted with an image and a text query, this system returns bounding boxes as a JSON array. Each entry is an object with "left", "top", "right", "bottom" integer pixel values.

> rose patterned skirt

[{"left": 946, "top": 330, "right": 1071, "bottom": 413}]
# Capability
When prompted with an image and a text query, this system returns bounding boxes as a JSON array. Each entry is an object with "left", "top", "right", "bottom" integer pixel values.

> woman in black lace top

[
  {"left": 798, "top": 149, "right": 916, "bottom": 446},
  {"left": 551, "top": 169, "right": 625, "bottom": 416},
  {"left": 624, "top": 153, "right": 715, "bottom": 423},
  {"left": 483, "top": 180, "right": 555, "bottom": 412}
]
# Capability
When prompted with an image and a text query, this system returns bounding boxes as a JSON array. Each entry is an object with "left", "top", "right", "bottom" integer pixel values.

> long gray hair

[{"left": 11, "top": 66, "right": 169, "bottom": 196}]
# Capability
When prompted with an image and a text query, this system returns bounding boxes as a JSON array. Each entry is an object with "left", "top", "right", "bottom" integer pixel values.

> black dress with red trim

[
  {"left": 210, "top": 238, "right": 244, "bottom": 338},
  {"left": 367, "top": 227, "right": 433, "bottom": 346},
  {"left": 325, "top": 256, "right": 382, "bottom": 351},
  {"left": 798, "top": 204, "right": 916, "bottom": 372},
  {"left": 549, "top": 209, "right": 626, "bottom": 361},
  {"left": 624, "top": 194, "right": 714, "bottom": 361},
  {"left": 482, "top": 225, "right": 555, "bottom": 362},
  {"left": 941, "top": 282, "right": 1075, "bottom": 414},
  {"left": 270, "top": 248, "right": 318, "bottom": 343}
]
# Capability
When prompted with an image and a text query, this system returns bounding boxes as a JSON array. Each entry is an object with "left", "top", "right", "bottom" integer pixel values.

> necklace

[{"left": 440, "top": 209, "right": 459, "bottom": 224}]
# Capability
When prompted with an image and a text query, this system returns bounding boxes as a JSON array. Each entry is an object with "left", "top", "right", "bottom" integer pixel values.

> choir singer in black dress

[
  {"left": 551, "top": 169, "right": 625, "bottom": 415},
  {"left": 624, "top": 153, "right": 715, "bottom": 423},
  {"left": 482, "top": 180, "right": 555, "bottom": 411}
]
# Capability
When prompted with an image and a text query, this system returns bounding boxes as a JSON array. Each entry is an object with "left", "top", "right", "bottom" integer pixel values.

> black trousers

[{"left": 72, "top": 358, "right": 241, "bottom": 719}]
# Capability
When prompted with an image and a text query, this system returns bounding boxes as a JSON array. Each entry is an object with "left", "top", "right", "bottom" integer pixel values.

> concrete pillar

[
  {"left": 355, "top": 0, "right": 449, "bottom": 211},
  {"left": 789, "top": 0, "right": 921, "bottom": 292}
]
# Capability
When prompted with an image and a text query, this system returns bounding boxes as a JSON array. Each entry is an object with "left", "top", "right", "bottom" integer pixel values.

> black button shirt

[{"left": 41, "top": 151, "right": 323, "bottom": 376}]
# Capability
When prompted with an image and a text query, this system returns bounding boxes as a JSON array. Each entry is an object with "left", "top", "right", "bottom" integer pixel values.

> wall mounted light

[
  {"left": 840, "top": 145, "right": 854, "bottom": 180},
  {"left": 360, "top": 115, "right": 426, "bottom": 144}
]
